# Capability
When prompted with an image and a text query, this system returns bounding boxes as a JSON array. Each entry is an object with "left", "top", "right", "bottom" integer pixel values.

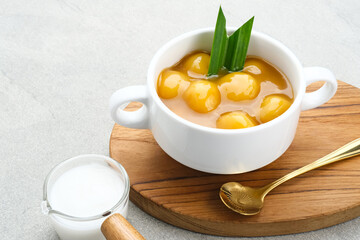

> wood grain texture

[
  {"left": 101, "top": 214, "right": 145, "bottom": 240},
  {"left": 109, "top": 81, "right": 360, "bottom": 237}
]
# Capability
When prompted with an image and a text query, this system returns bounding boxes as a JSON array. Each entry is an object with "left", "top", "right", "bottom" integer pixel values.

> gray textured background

[{"left": 1, "top": 0, "right": 359, "bottom": 239}]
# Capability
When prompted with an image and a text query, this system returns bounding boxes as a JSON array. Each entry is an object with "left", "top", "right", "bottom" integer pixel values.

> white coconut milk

[{"left": 47, "top": 162, "right": 128, "bottom": 240}]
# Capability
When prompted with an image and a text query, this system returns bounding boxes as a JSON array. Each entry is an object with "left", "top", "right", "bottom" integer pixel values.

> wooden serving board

[{"left": 109, "top": 81, "right": 360, "bottom": 237}]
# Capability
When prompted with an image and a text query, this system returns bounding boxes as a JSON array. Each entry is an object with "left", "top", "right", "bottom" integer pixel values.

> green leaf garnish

[
  {"left": 207, "top": 7, "right": 228, "bottom": 76},
  {"left": 207, "top": 7, "right": 254, "bottom": 76},
  {"left": 224, "top": 17, "right": 254, "bottom": 72}
]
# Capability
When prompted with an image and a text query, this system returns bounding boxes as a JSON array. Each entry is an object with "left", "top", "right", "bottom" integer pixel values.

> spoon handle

[{"left": 263, "top": 138, "right": 360, "bottom": 195}]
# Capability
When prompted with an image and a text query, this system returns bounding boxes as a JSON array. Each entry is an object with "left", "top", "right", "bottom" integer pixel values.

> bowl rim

[{"left": 147, "top": 27, "right": 305, "bottom": 134}]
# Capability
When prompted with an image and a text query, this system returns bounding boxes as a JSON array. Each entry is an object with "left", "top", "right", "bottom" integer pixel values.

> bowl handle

[
  {"left": 301, "top": 67, "right": 337, "bottom": 111},
  {"left": 109, "top": 85, "right": 149, "bottom": 129}
]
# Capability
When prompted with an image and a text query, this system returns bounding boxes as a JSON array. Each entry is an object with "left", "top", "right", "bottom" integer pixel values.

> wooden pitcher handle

[{"left": 101, "top": 214, "right": 145, "bottom": 240}]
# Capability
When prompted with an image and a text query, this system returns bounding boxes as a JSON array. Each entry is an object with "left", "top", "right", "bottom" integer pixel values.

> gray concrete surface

[{"left": 1, "top": 0, "right": 359, "bottom": 239}]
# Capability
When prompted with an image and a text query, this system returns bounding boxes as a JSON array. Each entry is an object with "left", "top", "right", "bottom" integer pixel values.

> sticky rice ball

[
  {"left": 157, "top": 70, "right": 190, "bottom": 99},
  {"left": 183, "top": 80, "right": 221, "bottom": 113},
  {"left": 216, "top": 111, "right": 259, "bottom": 129},
  {"left": 218, "top": 72, "right": 260, "bottom": 101},
  {"left": 260, "top": 94, "right": 292, "bottom": 123}
]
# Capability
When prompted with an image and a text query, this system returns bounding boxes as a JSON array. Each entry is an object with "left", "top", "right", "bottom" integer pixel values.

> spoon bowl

[{"left": 220, "top": 182, "right": 265, "bottom": 215}]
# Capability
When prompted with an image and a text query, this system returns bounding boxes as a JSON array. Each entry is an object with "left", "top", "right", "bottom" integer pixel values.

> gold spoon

[{"left": 220, "top": 138, "right": 360, "bottom": 216}]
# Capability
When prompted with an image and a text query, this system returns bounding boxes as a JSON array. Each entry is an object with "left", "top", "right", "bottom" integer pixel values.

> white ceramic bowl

[{"left": 110, "top": 28, "right": 337, "bottom": 174}]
